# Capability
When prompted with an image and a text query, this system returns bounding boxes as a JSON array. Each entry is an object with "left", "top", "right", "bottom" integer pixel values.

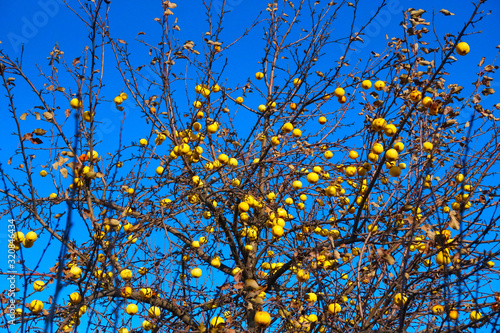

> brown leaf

[
  {"left": 449, "top": 210, "right": 460, "bottom": 230},
  {"left": 20, "top": 113, "right": 28, "bottom": 120},
  {"left": 55, "top": 86, "right": 65, "bottom": 92},
  {"left": 34, "top": 128, "right": 47, "bottom": 135},
  {"left": 482, "top": 88, "right": 495, "bottom": 96},
  {"left": 72, "top": 57, "right": 81, "bottom": 67},
  {"left": 137, "top": 31, "right": 145, "bottom": 35},
  {"left": 65, "top": 109, "right": 71, "bottom": 118},
  {"left": 34, "top": 112, "right": 41, "bottom": 120},
  {"left": 233, "top": 282, "right": 244, "bottom": 290},
  {"left": 484, "top": 65, "right": 497, "bottom": 72},
  {"left": 21, "top": 132, "right": 33, "bottom": 142},
  {"left": 30, "top": 137, "right": 43, "bottom": 144},
  {"left": 439, "top": 9, "right": 454, "bottom": 16},
  {"left": 117, "top": 39, "right": 127, "bottom": 45},
  {"left": 60, "top": 168, "right": 68, "bottom": 179},
  {"left": 42, "top": 111, "right": 54, "bottom": 121}
]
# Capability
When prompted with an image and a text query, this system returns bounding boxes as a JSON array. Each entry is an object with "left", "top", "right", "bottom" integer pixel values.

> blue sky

[{"left": 1, "top": 0, "right": 500, "bottom": 332}]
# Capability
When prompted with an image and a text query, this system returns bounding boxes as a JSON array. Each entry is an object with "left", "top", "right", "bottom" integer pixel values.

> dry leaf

[
  {"left": 117, "top": 39, "right": 127, "bottom": 45},
  {"left": 20, "top": 113, "right": 28, "bottom": 120},
  {"left": 439, "top": 9, "right": 454, "bottom": 16},
  {"left": 60, "top": 168, "right": 68, "bottom": 179},
  {"left": 72, "top": 57, "right": 81, "bottom": 66},
  {"left": 43, "top": 111, "right": 54, "bottom": 121},
  {"left": 34, "top": 128, "right": 47, "bottom": 135},
  {"left": 449, "top": 210, "right": 460, "bottom": 230}
]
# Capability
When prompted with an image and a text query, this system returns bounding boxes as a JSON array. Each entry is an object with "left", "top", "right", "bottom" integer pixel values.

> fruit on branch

[
  {"left": 191, "top": 267, "right": 202, "bottom": 278},
  {"left": 70, "top": 98, "right": 82, "bottom": 109},
  {"left": 328, "top": 303, "right": 341, "bottom": 314},
  {"left": 361, "top": 80, "right": 372, "bottom": 89},
  {"left": 33, "top": 280, "right": 45, "bottom": 292},
  {"left": 456, "top": 42, "right": 470, "bottom": 56},
  {"left": 394, "top": 293, "right": 407, "bottom": 307},
  {"left": 30, "top": 300, "right": 43, "bottom": 313},
  {"left": 255, "top": 72, "right": 264, "bottom": 80},
  {"left": 374, "top": 80, "right": 385, "bottom": 91},
  {"left": 254, "top": 311, "right": 271, "bottom": 327}
]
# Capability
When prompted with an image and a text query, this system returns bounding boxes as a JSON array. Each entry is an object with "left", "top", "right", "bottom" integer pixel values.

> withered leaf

[
  {"left": 449, "top": 210, "right": 460, "bottom": 230},
  {"left": 20, "top": 113, "right": 28, "bottom": 120},
  {"left": 43, "top": 111, "right": 54, "bottom": 121},
  {"left": 439, "top": 9, "right": 454, "bottom": 16},
  {"left": 60, "top": 168, "right": 68, "bottom": 179},
  {"left": 34, "top": 128, "right": 47, "bottom": 135},
  {"left": 117, "top": 39, "right": 127, "bottom": 45},
  {"left": 72, "top": 57, "right": 81, "bottom": 67},
  {"left": 482, "top": 88, "right": 495, "bottom": 96}
]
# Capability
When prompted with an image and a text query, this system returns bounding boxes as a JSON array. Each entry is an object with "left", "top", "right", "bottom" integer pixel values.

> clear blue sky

[{"left": 1, "top": 0, "right": 499, "bottom": 331}]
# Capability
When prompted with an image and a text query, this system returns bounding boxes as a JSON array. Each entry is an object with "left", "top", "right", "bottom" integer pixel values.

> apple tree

[{"left": 1, "top": 0, "right": 500, "bottom": 332}]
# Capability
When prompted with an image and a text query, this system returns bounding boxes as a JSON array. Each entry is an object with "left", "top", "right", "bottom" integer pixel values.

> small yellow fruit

[
  {"left": 449, "top": 309, "right": 459, "bottom": 320},
  {"left": 470, "top": 310, "right": 482, "bottom": 321},
  {"left": 191, "top": 267, "right": 202, "bottom": 278},
  {"left": 238, "top": 202, "right": 250, "bottom": 212},
  {"left": 293, "top": 78, "right": 302, "bottom": 87},
  {"left": 211, "top": 257, "right": 221, "bottom": 268},
  {"left": 410, "top": 90, "right": 422, "bottom": 102},
  {"left": 393, "top": 142, "right": 405, "bottom": 152},
  {"left": 142, "top": 320, "right": 154, "bottom": 331},
  {"left": 87, "top": 150, "right": 99, "bottom": 161},
  {"left": 385, "top": 149, "right": 398, "bottom": 161},
  {"left": 33, "top": 280, "right": 45, "bottom": 292},
  {"left": 374, "top": 80, "right": 385, "bottom": 91},
  {"left": 272, "top": 225, "right": 284, "bottom": 238},
  {"left": 372, "top": 143, "right": 384, "bottom": 155},
  {"left": 334, "top": 87, "right": 345, "bottom": 97},
  {"left": 70, "top": 292, "right": 82, "bottom": 304},
  {"left": 348, "top": 150, "right": 359, "bottom": 159},
  {"left": 207, "top": 122, "right": 219, "bottom": 134},
  {"left": 305, "top": 293, "right": 317, "bottom": 302},
  {"left": 306, "top": 172, "right": 319, "bottom": 184},
  {"left": 432, "top": 304, "right": 444, "bottom": 315},
  {"left": 120, "top": 92, "right": 128, "bottom": 100},
  {"left": 236, "top": 96, "right": 244, "bottom": 104},
  {"left": 148, "top": 306, "right": 161, "bottom": 318},
  {"left": 255, "top": 72, "right": 264, "bottom": 80},
  {"left": 193, "top": 100, "right": 202, "bottom": 109},
  {"left": 393, "top": 293, "right": 407, "bottom": 307},
  {"left": 83, "top": 110, "right": 93, "bottom": 122},
  {"left": 361, "top": 80, "right": 372, "bottom": 89},
  {"left": 30, "top": 300, "right": 44, "bottom": 313},
  {"left": 211, "top": 316, "right": 225, "bottom": 327},
  {"left": 25, "top": 231, "right": 37, "bottom": 243},
  {"left": 422, "top": 96, "right": 433, "bottom": 108},
  {"left": 70, "top": 98, "right": 82, "bottom": 109},
  {"left": 423, "top": 142, "right": 433, "bottom": 151},
  {"left": 139, "top": 139, "right": 148, "bottom": 146},
  {"left": 328, "top": 303, "right": 341, "bottom": 314},
  {"left": 297, "top": 269, "right": 310, "bottom": 282},
  {"left": 114, "top": 96, "right": 123, "bottom": 105},
  {"left": 318, "top": 116, "right": 327, "bottom": 124},
  {"left": 120, "top": 269, "right": 133, "bottom": 281},
  {"left": 456, "top": 42, "right": 470, "bottom": 56},
  {"left": 156, "top": 166, "right": 164, "bottom": 175},
  {"left": 254, "top": 311, "right": 271, "bottom": 327}
]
